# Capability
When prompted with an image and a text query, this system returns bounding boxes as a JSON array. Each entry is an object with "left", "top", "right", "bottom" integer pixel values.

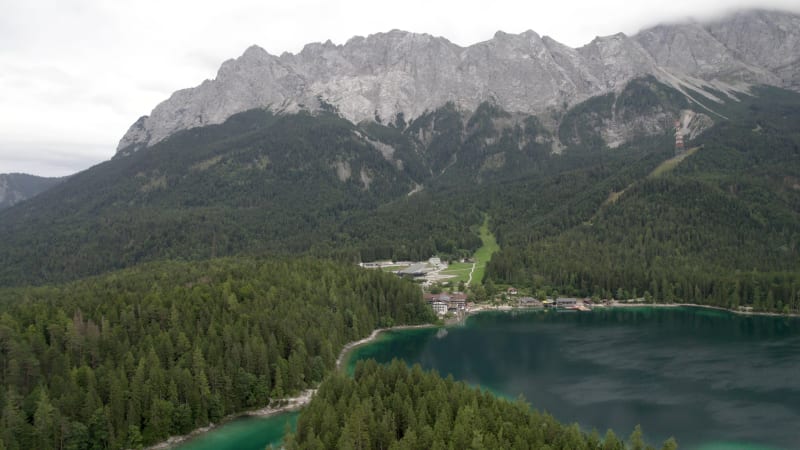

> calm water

[
  {"left": 173, "top": 411, "right": 297, "bottom": 450},
  {"left": 349, "top": 307, "right": 800, "bottom": 450}
]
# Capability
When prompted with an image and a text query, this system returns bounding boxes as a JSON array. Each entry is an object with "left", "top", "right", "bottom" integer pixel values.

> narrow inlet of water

[{"left": 172, "top": 411, "right": 298, "bottom": 450}]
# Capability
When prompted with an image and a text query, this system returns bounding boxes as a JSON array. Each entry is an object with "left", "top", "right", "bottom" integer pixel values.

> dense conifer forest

[
  {"left": 285, "top": 359, "right": 678, "bottom": 450},
  {"left": 484, "top": 86, "right": 800, "bottom": 312},
  {"left": 0, "top": 258, "right": 433, "bottom": 449}
]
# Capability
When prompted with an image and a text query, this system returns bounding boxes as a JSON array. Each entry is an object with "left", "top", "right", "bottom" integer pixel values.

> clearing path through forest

[{"left": 439, "top": 214, "right": 498, "bottom": 286}]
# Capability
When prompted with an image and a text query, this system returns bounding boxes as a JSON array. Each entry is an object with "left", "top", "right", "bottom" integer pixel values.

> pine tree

[
  {"left": 34, "top": 389, "right": 57, "bottom": 450},
  {"left": 661, "top": 437, "right": 678, "bottom": 450},
  {"left": 629, "top": 424, "right": 646, "bottom": 450}
]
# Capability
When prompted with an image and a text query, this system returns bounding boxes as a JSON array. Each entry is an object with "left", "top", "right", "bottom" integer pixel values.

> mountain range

[
  {"left": 0, "top": 173, "right": 65, "bottom": 210},
  {"left": 118, "top": 9, "right": 800, "bottom": 154}
]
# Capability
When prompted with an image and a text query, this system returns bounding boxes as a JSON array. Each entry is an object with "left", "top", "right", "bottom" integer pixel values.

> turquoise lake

[
  {"left": 349, "top": 307, "right": 800, "bottom": 450},
  {"left": 175, "top": 306, "right": 800, "bottom": 449}
]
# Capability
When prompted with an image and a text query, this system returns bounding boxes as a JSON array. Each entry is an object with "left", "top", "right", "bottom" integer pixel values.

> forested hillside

[
  {"left": 485, "top": 86, "right": 800, "bottom": 312},
  {"left": 0, "top": 76, "right": 716, "bottom": 289},
  {"left": 0, "top": 76, "right": 677, "bottom": 288},
  {"left": 0, "top": 107, "right": 488, "bottom": 287},
  {"left": 1, "top": 80, "right": 799, "bottom": 315},
  {"left": 0, "top": 258, "right": 433, "bottom": 449},
  {"left": 285, "top": 359, "right": 678, "bottom": 450},
  {"left": 0, "top": 173, "right": 65, "bottom": 211}
]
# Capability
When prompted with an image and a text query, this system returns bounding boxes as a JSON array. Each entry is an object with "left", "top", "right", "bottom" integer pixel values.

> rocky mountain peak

[
  {"left": 116, "top": 9, "right": 800, "bottom": 154},
  {"left": 705, "top": 9, "right": 800, "bottom": 89},
  {"left": 299, "top": 39, "right": 337, "bottom": 56},
  {"left": 242, "top": 44, "right": 270, "bottom": 59}
]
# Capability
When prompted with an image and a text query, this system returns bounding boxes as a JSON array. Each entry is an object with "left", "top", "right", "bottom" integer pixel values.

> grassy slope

[
  {"left": 439, "top": 215, "right": 499, "bottom": 285},
  {"left": 587, "top": 146, "right": 703, "bottom": 225},
  {"left": 473, "top": 215, "right": 500, "bottom": 284},
  {"left": 648, "top": 146, "right": 701, "bottom": 178},
  {"left": 439, "top": 262, "right": 472, "bottom": 284}
]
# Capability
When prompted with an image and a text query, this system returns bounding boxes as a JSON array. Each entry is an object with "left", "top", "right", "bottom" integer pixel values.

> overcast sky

[{"left": 2, "top": 0, "right": 799, "bottom": 176}]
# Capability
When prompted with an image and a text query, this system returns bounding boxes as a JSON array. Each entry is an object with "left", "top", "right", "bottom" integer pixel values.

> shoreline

[
  {"left": 603, "top": 301, "right": 800, "bottom": 318},
  {"left": 143, "top": 302, "right": 796, "bottom": 449},
  {"left": 335, "top": 323, "right": 437, "bottom": 371},
  {"left": 147, "top": 322, "right": 437, "bottom": 450},
  {"left": 144, "top": 388, "right": 314, "bottom": 450},
  {"left": 466, "top": 301, "right": 800, "bottom": 319}
]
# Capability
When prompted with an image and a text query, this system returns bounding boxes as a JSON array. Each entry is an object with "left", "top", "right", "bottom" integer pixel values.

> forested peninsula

[
  {"left": 0, "top": 258, "right": 433, "bottom": 449},
  {"left": 286, "top": 359, "right": 678, "bottom": 450}
]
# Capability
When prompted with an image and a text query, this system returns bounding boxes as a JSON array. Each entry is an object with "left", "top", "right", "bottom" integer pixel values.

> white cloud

[
  {"left": 0, "top": 140, "right": 108, "bottom": 176},
  {"left": 1, "top": 0, "right": 798, "bottom": 176}
]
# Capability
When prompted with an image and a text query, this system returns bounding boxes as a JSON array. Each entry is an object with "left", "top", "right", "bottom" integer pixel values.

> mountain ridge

[
  {"left": 0, "top": 172, "right": 65, "bottom": 210},
  {"left": 117, "top": 9, "right": 800, "bottom": 154}
]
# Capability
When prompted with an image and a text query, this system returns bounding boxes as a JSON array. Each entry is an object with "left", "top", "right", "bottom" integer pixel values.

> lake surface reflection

[{"left": 349, "top": 307, "right": 800, "bottom": 450}]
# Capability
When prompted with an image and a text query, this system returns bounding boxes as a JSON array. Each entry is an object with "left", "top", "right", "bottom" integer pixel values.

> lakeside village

[{"left": 360, "top": 257, "right": 643, "bottom": 319}]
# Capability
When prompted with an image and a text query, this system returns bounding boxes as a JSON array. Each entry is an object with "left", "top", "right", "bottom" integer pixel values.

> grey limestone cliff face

[
  {"left": 633, "top": 11, "right": 800, "bottom": 87},
  {"left": 705, "top": 10, "right": 800, "bottom": 90},
  {"left": 117, "top": 9, "right": 800, "bottom": 153},
  {"left": 577, "top": 33, "right": 658, "bottom": 90}
]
